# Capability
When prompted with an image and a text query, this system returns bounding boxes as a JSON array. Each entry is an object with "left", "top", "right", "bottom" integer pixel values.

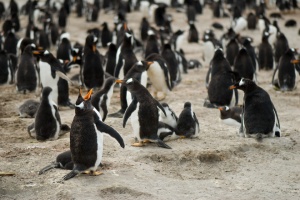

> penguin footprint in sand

[
  {"left": 119, "top": 78, "right": 171, "bottom": 149},
  {"left": 63, "top": 89, "right": 124, "bottom": 180}
]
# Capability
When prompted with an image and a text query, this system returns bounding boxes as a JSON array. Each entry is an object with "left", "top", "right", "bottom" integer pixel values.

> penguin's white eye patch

[
  {"left": 225, "top": 106, "right": 229, "bottom": 111},
  {"left": 44, "top": 50, "right": 50, "bottom": 55},
  {"left": 73, "top": 48, "right": 79, "bottom": 53},
  {"left": 137, "top": 61, "right": 142, "bottom": 65},
  {"left": 31, "top": 43, "right": 36, "bottom": 48},
  {"left": 147, "top": 29, "right": 154, "bottom": 35},
  {"left": 93, "top": 37, "right": 98, "bottom": 42},
  {"left": 126, "top": 78, "right": 133, "bottom": 84},
  {"left": 239, "top": 78, "right": 245, "bottom": 86},
  {"left": 125, "top": 32, "right": 132, "bottom": 38},
  {"left": 75, "top": 102, "right": 84, "bottom": 109}
]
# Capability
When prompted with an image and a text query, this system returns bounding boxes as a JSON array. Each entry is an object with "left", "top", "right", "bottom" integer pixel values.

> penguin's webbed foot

[
  {"left": 108, "top": 110, "right": 124, "bottom": 118},
  {"left": 82, "top": 170, "right": 103, "bottom": 176},
  {"left": 157, "top": 139, "right": 172, "bottom": 149},
  {"left": 131, "top": 142, "right": 144, "bottom": 147},
  {"left": 39, "top": 162, "right": 59, "bottom": 175},
  {"left": 63, "top": 170, "right": 79, "bottom": 180}
]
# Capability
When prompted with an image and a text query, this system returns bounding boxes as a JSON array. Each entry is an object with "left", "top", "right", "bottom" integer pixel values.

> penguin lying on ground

[
  {"left": 229, "top": 78, "right": 281, "bottom": 141},
  {"left": 177, "top": 102, "right": 200, "bottom": 138},
  {"left": 218, "top": 106, "right": 242, "bottom": 127},
  {"left": 118, "top": 78, "right": 171, "bottom": 149},
  {"left": 159, "top": 103, "right": 178, "bottom": 129},
  {"left": 63, "top": 89, "right": 125, "bottom": 180},
  {"left": 27, "top": 87, "right": 70, "bottom": 141},
  {"left": 157, "top": 122, "right": 180, "bottom": 142}
]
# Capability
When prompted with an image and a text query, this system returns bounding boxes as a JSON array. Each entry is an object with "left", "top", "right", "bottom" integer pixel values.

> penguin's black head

[
  {"left": 23, "top": 43, "right": 37, "bottom": 54},
  {"left": 242, "top": 37, "right": 252, "bottom": 47},
  {"left": 134, "top": 61, "right": 153, "bottom": 71},
  {"left": 42, "top": 86, "right": 53, "bottom": 98},
  {"left": 262, "top": 31, "right": 270, "bottom": 41},
  {"left": 85, "top": 34, "right": 98, "bottom": 52},
  {"left": 184, "top": 102, "right": 192, "bottom": 108},
  {"left": 75, "top": 89, "right": 93, "bottom": 114},
  {"left": 161, "top": 102, "right": 169, "bottom": 108},
  {"left": 229, "top": 78, "right": 256, "bottom": 92},
  {"left": 218, "top": 106, "right": 230, "bottom": 114},
  {"left": 213, "top": 48, "right": 224, "bottom": 60},
  {"left": 101, "top": 22, "right": 108, "bottom": 29},
  {"left": 103, "top": 77, "right": 116, "bottom": 90},
  {"left": 116, "top": 78, "right": 140, "bottom": 92}
]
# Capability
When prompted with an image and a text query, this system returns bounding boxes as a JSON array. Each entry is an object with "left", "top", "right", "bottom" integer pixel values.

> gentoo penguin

[
  {"left": 247, "top": 12, "right": 257, "bottom": 30},
  {"left": 242, "top": 38, "right": 258, "bottom": 72},
  {"left": 201, "top": 35, "right": 215, "bottom": 68},
  {"left": 119, "top": 78, "right": 171, "bottom": 149},
  {"left": 176, "top": 102, "right": 200, "bottom": 138},
  {"left": 205, "top": 48, "right": 238, "bottom": 108},
  {"left": 58, "top": 7, "right": 68, "bottom": 29},
  {"left": 154, "top": 4, "right": 166, "bottom": 26},
  {"left": 212, "top": 0, "right": 223, "bottom": 18},
  {"left": 56, "top": 32, "right": 72, "bottom": 62},
  {"left": 104, "top": 43, "right": 117, "bottom": 77},
  {"left": 63, "top": 89, "right": 124, "bottom": 180},
  {"left": 33, "top": 50, "right": 74, "bottom": 107},
  {"left": 91, "top": 77, "right": 116, "bottom": 121},
  {"left": 233, "top": 47, "right": 256, "bottom": 81},
  {"left": 159, "top": 102, "right": 178, "bottom": 129},
  {"left": 82, "top": 34, "right": 104, "bottom": 89},
  {"left": 39, "top": 150, "right": 74, "bottom": 174},
  {"left": 170, "top": 29, "right": 185, "bottom": 51},
  {"left": 0, "top": 50, "right": 15, "bottom": 85},
  {"left": 258, "top": 31, "right": 274, "bottom": 70},
  {"left": 229, "top": 78, "right": 281, "bottom": 140},
  {"left": 186, "top": 5, "right": 196, "bottom": 23},
  {"left": 146, "top": 53, "right": 172, "bottom": 100},
  {"left": 161, "top": 43, "right": 181, "bottom": 88},
  {"left": 188, "top": 21, "right": 199, "bottom": 43},
  {"left": 144, "top": 29, "right": 160, "bottom": 59},
  {"left": 274, "top": 32, "right": 289, "bottom": 64},
  {"left": 272, "top": 48, "right": 300, "bottom": 91},
  {"left": 18, "top": 99, "right": 40, "bottom": 118},
  {"left": 28, "top": 87, "right": 68, "bottom": 141},
  {"left": 16, "top": 44, "right": 39, "bottom": 93},
  {"left": 232, "top": 16, "right": 248, "bottom": 34},
  {"left": 140, "top": 17, "right": 150, "bottom": 42},
  {"left": 109, "top": 61, "right": 150, "bottom": 118},
  {"left": 101, "top": 22, "right": 112, "bottom": 47},
  {"left": 114, "top": 31, "right": 137, "bottom": 80},
  {"left": 4, "top": 31, "right": 18, "bottom": 55},
  {"left": 218, "top": 106, "right": 242, "bottom": 127},
  {"left": 157, "top": 122, "right": 180, "bottom": 142},
  {"left": 226, "top": 37, "right": 239, "bottom": 66}
]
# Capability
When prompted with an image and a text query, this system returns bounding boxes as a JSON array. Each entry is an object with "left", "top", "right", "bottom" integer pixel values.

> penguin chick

[
  {"left": 118, "top": 78, "right": 171, "bottom": 149},
  {"left": 229, "top": 78, "right": 281, "bottom": 140},
  {"left": 157, "top": 122, "right": 180, "bottom": 142},
  {"left": 159, "top": 103, "right": 178, "bottom": 129},
  {"left": 177, "top": 102, "right": 200, "bottom": 138},
  {"left": 63, "top": 89, "right": 124, "bottom": 180},
  {"left": 18, "top": 99, "right": 40, "bottom": 118}
]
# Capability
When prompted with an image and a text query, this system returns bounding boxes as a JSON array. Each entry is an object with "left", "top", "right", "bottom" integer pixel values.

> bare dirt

[{"left": 1, "top": 2, "right": 300, "bottom": 200}]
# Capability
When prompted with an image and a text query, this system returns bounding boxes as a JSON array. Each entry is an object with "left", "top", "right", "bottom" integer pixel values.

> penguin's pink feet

[{"left": 83, "top": 170, "right": 103, "bottom": 176}]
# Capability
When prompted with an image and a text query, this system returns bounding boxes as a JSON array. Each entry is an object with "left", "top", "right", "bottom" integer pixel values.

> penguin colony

[{"left": 0, "top": 0, "right": 299, "bottom": 181}]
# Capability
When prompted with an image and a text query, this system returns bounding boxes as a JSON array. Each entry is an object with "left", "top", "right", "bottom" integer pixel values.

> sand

[{"left": 1, "top": 2, "right": 300, "bottom": 200}]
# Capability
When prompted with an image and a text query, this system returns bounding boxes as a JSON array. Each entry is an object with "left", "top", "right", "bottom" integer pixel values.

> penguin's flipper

[
  {"left": 162, "top": 62, "right": 172, "bottom": 91},
  {"left": 54, "top": 104, "right": 62, "bottom": 125},
  {"left": 272, "top": 65, "right": 278, "bottom": 85},
  {"left": 205, "top": 67, "right": 212, "bottom": 88},
  {"left": 39, "top": 162, "right": 60, "bottom": 175},
  {"left": 93, "top": 112, "right": 125, "bottom": 148},
  {"left": 193, "top": 112, "right": 200, "bottom": 133},
  {"left": 234, "top": 88, "right": 239, "bottom": 106},
  {"left": 157, "top": 139, "right": 172, "bottom": 149},
  {"left": 63, "top": 170, "right": 80, "bottom": 180},
  {"left": 123, "top": 98, "right": 138, "bottom": 128},
  {"left": 156, "top": 101, "right": 167, "bottom": 117},
  {"left": 100, "top": 94, "right": 108, "bottom": 122}
]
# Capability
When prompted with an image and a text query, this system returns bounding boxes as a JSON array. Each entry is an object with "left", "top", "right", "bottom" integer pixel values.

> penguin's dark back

[
  {"left": 0, "top": 52, "right": 10, "bottom": 84},
  {"left": 278, "top": 51, "right": 296, "bottom": 89},
  {"left": 57, "top": 78, "right": 69, "bottom": 105},
  {"left": 83, "top": 52, "right": 104, "bottom": 88},
  {"left": 258, "top": 40, "right": 273, "bottom": 70},
  {"left": 234, "top": 49, "right": 255, "bottom": 80},
  {"left": 17, "top": 53, "right": 37, "bottom": 92}
]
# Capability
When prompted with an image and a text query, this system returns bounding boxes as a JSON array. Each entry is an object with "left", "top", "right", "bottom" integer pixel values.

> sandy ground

[{"left": 1, "top": 2, "right": 300, "bottom": 200}]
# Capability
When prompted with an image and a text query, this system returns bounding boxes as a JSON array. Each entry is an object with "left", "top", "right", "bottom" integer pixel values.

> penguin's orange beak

[
  {"left": 72, "top": 56, "right": 77, "bottom": 62},
  {"left": 124, "top": 23, "right": 127, "bottom": 31},
  {"left": 291, "top": 59, "right": 300, "bottom": 64},
  {"left": 229, "top": 85, "right": 236, "bottom": 90},
  {"left": 92, "top": 45, "right": 96, "bottom": 52},
  {"left": 32, "top": 51, "right": 41, "bottom": 55},
  {"left": 218, "top": 107, "right": 224, "bottom": 111},
  {"left": 115, "top": 79, "right": 123, "bottom": 84},
  {"left": 84, "top": 89, "right": 93, "bottom": 100},
  {"left": 146, "top": 61, "right": 153, "bottom": 70}
]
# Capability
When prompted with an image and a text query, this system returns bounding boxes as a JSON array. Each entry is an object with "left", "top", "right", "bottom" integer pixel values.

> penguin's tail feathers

[
  {"left": 38, "top": 162, "right": 60, "bottom": 175},
  {"left": 255, "top": 133, "right": 263, "bottom": 143},
  {"left": 157, "top": 139, "right": 172, "bottom": 149}
]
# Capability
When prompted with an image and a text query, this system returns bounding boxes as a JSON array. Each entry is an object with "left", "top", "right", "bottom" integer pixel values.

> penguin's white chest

[
  {"left": 40, "top": 61, "right": 59, "bottom": 103},
  {"left": 130, "top": 102, "right": 141, "bottom": 141},
  {"left": 148, "top": 62, "right": 169, "bottom": 93},
  {"left": 48, "top": 96, "right": 60, "bottom": 140},
  {"left": 93, "top": 124, "right": 103, "bottom": 171}
]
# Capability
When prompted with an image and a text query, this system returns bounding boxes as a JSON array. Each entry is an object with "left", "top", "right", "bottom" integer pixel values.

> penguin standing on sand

[
  {"left": 146, "top": 53, "right": 172, "bottom": 100},
  {"left": 27, "top": 87, "right": 69, "bottom": 141},
  {"left": 104, "top": 43, "right": 117, "bottom": 76},
  {"left": 258, "top": 31, "right": 274, "bottom": 70},
  {"left": 188, "top": 21, "right": 199, "bottom": 43},
  {"left": 0, "top": 50, "right": 15, "bottom": 85},
  {"left": 229, "top": 78, "right": 281, "bottom": 140},
  {"left": 140, "top": 17, "right": 150, "bottom": 42},
  {"left": 63, "top": 89, "right": 125, "bottom": 180},
  {"left": 56, "top": 32, "right": 72, "bottom": 62},
  {"left": 233, "top": 47, "right": 256, "bottom": 81},
  {"left": 272, "top": 48, "right": 300, "bottom": 91},
  {"left": 119, "top": 78, "right": 171, "bottom": 149},
  {"left": 218, "top": 106, "right": 242, "bottom": 127},
  {"left": 242, "top": 38, "right": 258, "bottom": 73},
  {"left": 226, "top": 37, "right": 239, "bottom": 66},
  {"left": 16, "top": 44, "right": 39, "bottom": 93},
  {"left": 101, "top": 22, "right": 112, "bottom": 47},
  {"left": 176, "top": 102, "right": 200, "bottom": 138},
  {"left": 274, "top": 32, "right": 289, "bottom": 65},
  {"left": 82, "top": 34, "right": 104, "bottom": 89},
  {"left": 205, "top": 48, "right": 238, "bottom": 108},
  {"left": 33, "top": 50, "right": 74, "bottom": 107},
  {"left": 91, "top": 77, "right": 116, "bottom": 122},
  {"left": 144, "top": 29, "right": 160, "bottom": 59}
]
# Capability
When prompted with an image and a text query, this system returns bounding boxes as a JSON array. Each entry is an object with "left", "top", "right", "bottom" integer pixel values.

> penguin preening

[
  {"left": 229, "top": 78, "right": 281, "bottom": 140},
  {"left": 63, "top": 89, "right": 125, "bottom": 180},
  {"left": 119, "top": 78, "right": 171, "bottom": 149}
]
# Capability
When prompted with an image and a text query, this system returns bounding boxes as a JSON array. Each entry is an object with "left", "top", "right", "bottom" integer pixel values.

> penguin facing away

[
  {"left": 229, "top": 78, "right": 281, "bottom": 140},
  {"left": 233, "top": 47, "right": 256, "bottom": 82},
  {"left": 28, "top": 87, "right": 69, "bottom": 141},
  {"left": 118, "top": 78, "right": 171, "bottom": 149},
  {"left": 218, "top": 106, "right": 242, "bottom": 127},
  {"left": 258, "top": 31, "right": 274, "bottom": 70},
  {"left": 159, "top": 102, "right": 178, "bottom": 129},
  {"left": 63, "top": 89, "right": 125, "bottom": 180},
  {"left": 176, "top": 102, "right": 200, "bottom": 138},
  {"left": 91, "top": 77, "right": 116, "bottom": 122}
]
